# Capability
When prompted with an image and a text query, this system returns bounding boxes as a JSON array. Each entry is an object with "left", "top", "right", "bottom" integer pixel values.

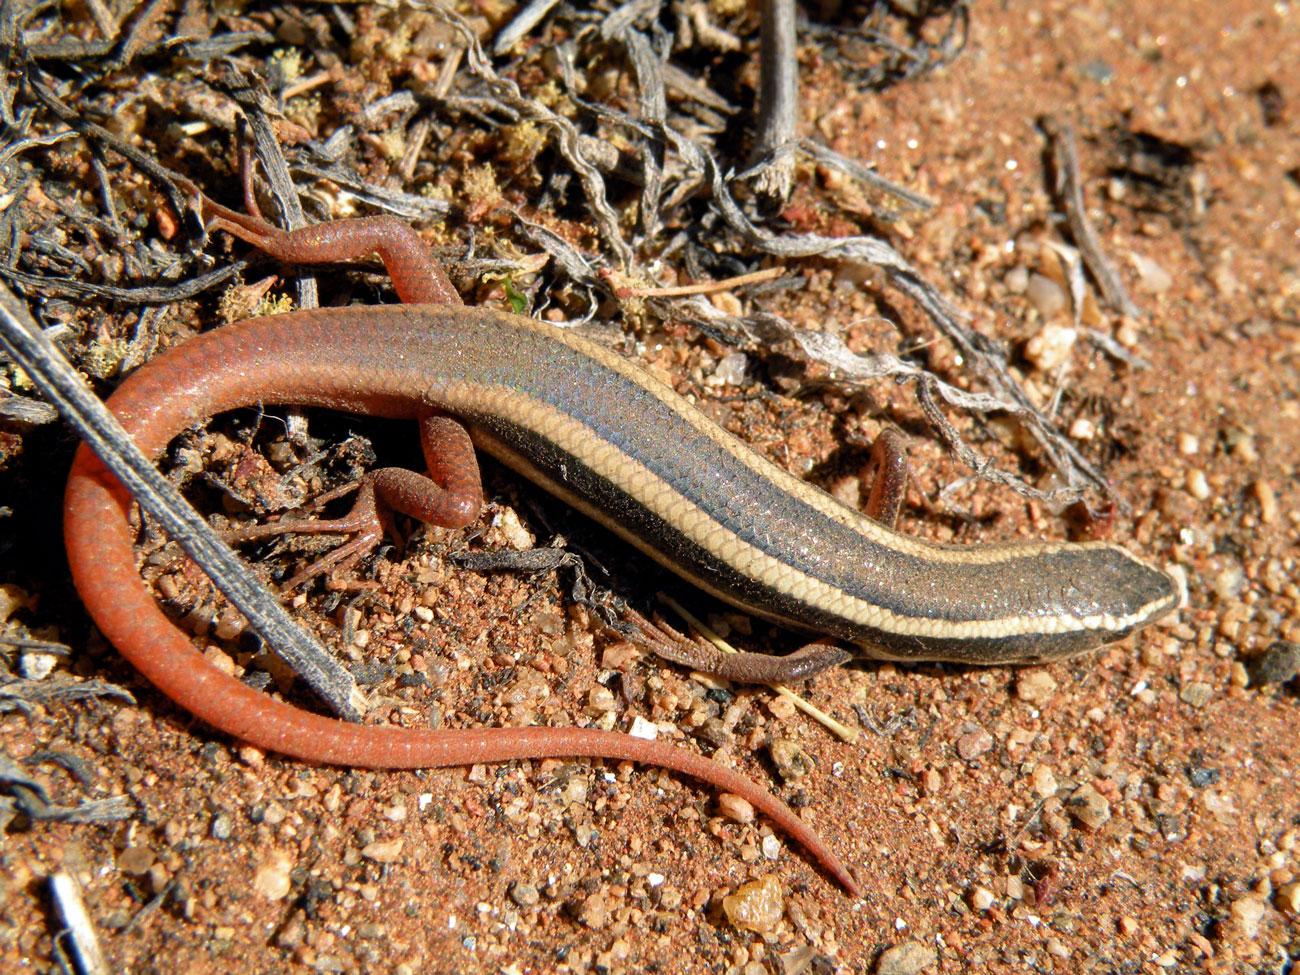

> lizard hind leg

[
  {"left": 623, "top": 609, "right": 852, "bottom": 685},
  {"left": 228, "top": 414, "right": 483, "bottom": 592}
]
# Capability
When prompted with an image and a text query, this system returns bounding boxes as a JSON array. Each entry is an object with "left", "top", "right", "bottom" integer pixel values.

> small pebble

[
  {"left": 969, "top": 886, "right": 995, "bottom": 912},
  {"left": 722, "top": 875, "right": 784, "bottom": 934},
  {"left": 1186, "top": 932, "right": 1214, "bottom": 959},
  {"left": 1016, "top": 669, "right": 1058, "bottom": 706},
  {"left": 648, "top": 891, "right": 680, "bottom": 919},
  {"left": 361, "top": 838, "right": 404, "bottom": 863},
  {"left": 1031, "top": 763, "right": 1058, "bottom": 798},
  {"left": 1129, "top": 252, "right": 1173, "bottom": 293},
  {"left": 1230, "top": 661, "right": 1249, "bottom": 688},
  {"left": 1177, "top": 432, "right": 1199, "bottom": 456},
  {"left": 766, "top": 695, "right": 797, "bottom": 721},
  {"left": 586, "top": 686, "right": 617, "bottom": 714},
  {"left": 494, "top": 507, "right": 535, "bottom": 550},
  {"left": 262, "top": 801, "right": 287, "bottom": 826},
  {"left": 628, "top": 715, "right": 658, "bottom": 740},
  {"left": 717, "top": 793, "right": 755, "bottom": 825},
  {"left": 510, "top": 883, "right": 540, "bottom": 908},
  {"left": 1179, "top": 682, "right": 1213, "bottom": 708},
  {"left": 253, "top": 851, "right": 294, "bottom": 901},
  {"left": 1210, "top": 260, "right": 1240, "bottom": 297},
  {"left": 1246, "top": 642, "right": 1300, "bottom": 686},
  {"left": 956, "top": 725, "right": 994, "bottom": 761},
  {"left": 1080, "top": 58, "right": 1114, "bottom": 83},
  {"left": 211, "top": 813, "right": 234, "bottom": 840},
  {"left": 117, "top": 845, "right": 155, "bottom": 875},
  {"left": 1068, "top": 417, "right": 1094, "bottom": 440},
  {"left": 1213, "top": 564, "right": 1245, "bottom": 600},
  {"left": 0, "top": 583, "right": 32, "bottom": 623},
  {"left": 1228, "top": 896, "right": 1265, "bottom": 938},
  {"left": 1275, "top": 881, "right": 1300, "bottom": 914},
  {"left": 1004, "top": 265, "right": 1029, "bottom": 293},
  {"left": 695, "top": 717, "right": 734, "bottom": 749},
  {"left": 147, "top": 862, "right": 169, "bottom": 896},
  {"left": 577, "top": 890, "right": 610, "bottom": 929},
  {"left": 1230, "top": 431, "right": 1259, "bottom": 463},
  {"left": 710, "top": 352, "right": 748, "bottom": 386},
  {"left": 708, "top": 290, "right": 742, "bottom": 316},
  {"left": 600, "top": 641, "right": 640, "bottom": 672},
  {"left": 1025, "top": 275, "right": 1068, "bottom": 321},
  {"left": 875, "top": 940, "right": 937, "bottom": 975},
  {"left": 1254, "top": 481, "right": 1279, "bottom": 524},
  {"left": 767, "top": 739, "right": 812, "bottom": 782},
  {"left": 1024, "top": 322, "right": 1077, "bottom": 371},
  {"left": 18, "top": 652, "right": 58, "bottom": 681},
  {"left": 1066, "top": 783, "right": 1111, "bottom": 829},
  {"left": 383, "top": 801, "right": 407, "bottom": 822},
  {"left": 1186, "top": 469, "right": 1211, "bottom": 501},
  {"left": 213, "top": 610, "right": 245, "bottom": 641}
]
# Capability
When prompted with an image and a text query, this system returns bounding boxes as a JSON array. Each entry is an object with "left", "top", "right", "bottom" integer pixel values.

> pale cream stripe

[
  {"left": 500, "top": 314, "right": 1126, "bottom": 568},
  {"left": 439, "top": 380, "right": 1174, "bottom": 643}
]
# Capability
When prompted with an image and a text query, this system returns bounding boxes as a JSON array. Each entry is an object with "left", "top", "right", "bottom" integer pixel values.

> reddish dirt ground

[{"left": 1, "top": 1, "right": 1297, "bottom": 973}]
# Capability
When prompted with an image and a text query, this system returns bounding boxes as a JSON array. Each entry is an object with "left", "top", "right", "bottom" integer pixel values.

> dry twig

[
  {"left": 1043, "top": 115, "right": 1142, "bottom": 319},
  {"left": 48, "top": 873, "right": 110, "bottom": 975},
  {"left": 751, "top": 0, "right": 799, "bottom": 202},
  {"left": 0, "top": 280, "right": 365, "bottom": 719}
]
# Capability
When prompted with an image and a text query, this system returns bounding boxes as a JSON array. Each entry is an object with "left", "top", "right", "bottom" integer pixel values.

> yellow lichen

[
  {"left": 253, "top": 293, "right": 297, "bottom": 319},
  {"left": 269, "top": 48, "right": 302, "bottom": 84},
  {"left": 721, "top": 875, "right": 784, "bottom": 934}
]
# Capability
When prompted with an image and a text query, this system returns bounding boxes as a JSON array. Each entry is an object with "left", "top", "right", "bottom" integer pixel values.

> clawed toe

[
  {"left": 620, "top": 607, "right": 849, "bottom": 684},
  {"left": 226, "top": 481, "right": 388, "bottom": 591}
]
